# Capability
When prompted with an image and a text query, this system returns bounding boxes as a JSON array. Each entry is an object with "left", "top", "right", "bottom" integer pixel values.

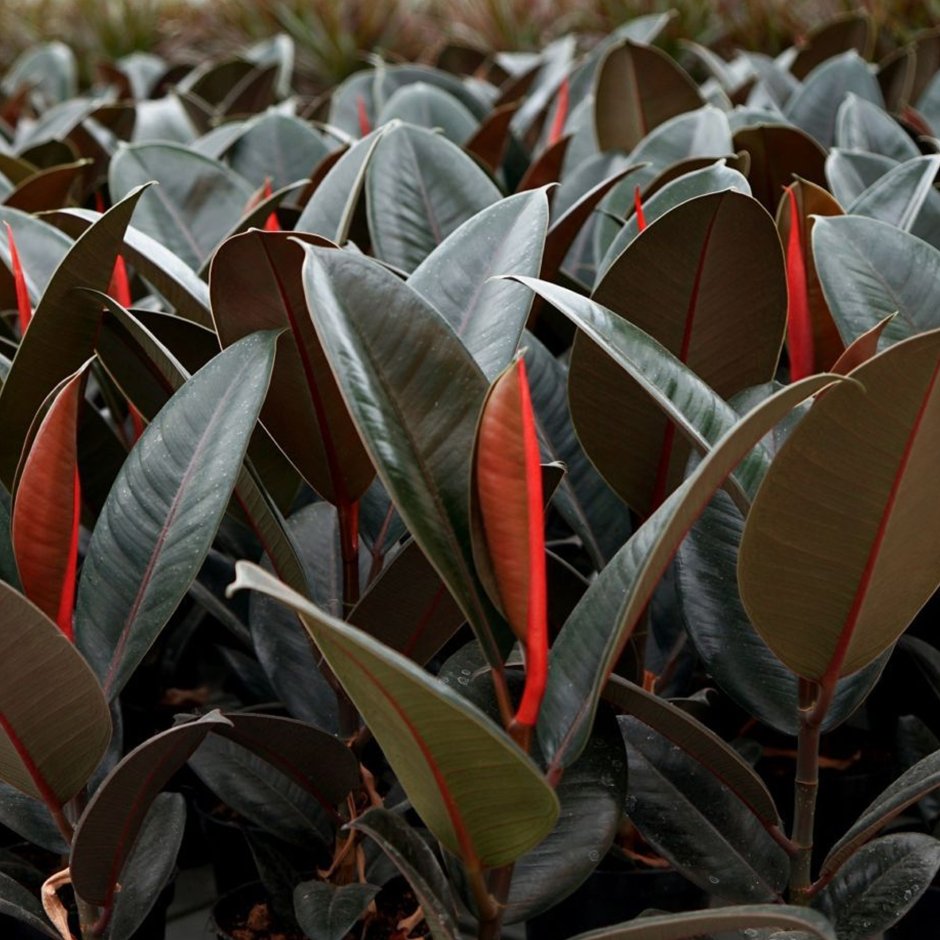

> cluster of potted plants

[{"left": 1, "top": 7, "right": 939, "bottom": 939}]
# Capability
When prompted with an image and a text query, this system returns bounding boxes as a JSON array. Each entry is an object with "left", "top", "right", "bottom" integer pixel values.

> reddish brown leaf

[{"left": 784, "top": 185, "right": 814, "bottom": 380}]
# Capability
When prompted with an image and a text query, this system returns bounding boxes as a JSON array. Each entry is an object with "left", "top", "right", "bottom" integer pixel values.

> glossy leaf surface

[
  {"left": 739, "top": 330, "right": 940, "bottom": 681},
  {"left": 75, "top": 332, "right": 277, "bottom": 698},
  {"left": 229, "top": 562, "right": 560, "bottom": 871}
]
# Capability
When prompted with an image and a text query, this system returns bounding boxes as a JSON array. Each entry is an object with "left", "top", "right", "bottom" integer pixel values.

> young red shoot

[
  {"left": 784, "top": 185, "right": 814, "bottom": 381},
  {"left": 4, "top": 222, "right": 33, "bottom": 334},
  {"left": 547, "top": 77, "right": 570, "bottom": 147}
]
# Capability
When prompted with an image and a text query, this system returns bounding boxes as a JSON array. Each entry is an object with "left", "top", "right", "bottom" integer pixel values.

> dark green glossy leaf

[
  {"left": 408, "top": 188, "right": 548, "bottom": 380},
  {"left": 534, "top": 373, "right": 840, "bottom": 769},
  {"left": 784, "top": 51, "right": 883, "bottom": 148},
  {"left": 566, "top": 905, "right": 835, "bottom": 940},
  {"left": 503, "top": 711, "right": 628, "bottom": 924},
  {"left": 0, "top": 186, "right": 147, "bottom": 488},
  {"left": 294, "top": 880, "right": 380, "bottom": 940},
  {"left": 377, "top": 83, "right": 478, "bottom": 145},
  {"left": 836, "top": 93, "right": 921, "bottom": 161},
  {"left": 188, "top": 729, "right": 332, "bottom": 847},
  {"left": 227, "top": 112, "right": 330, "bottom": 189},
  {"left": 0, "top": 870, "right": 57, "bottom": 938},
  {"left": 814, "top": 834, "right": 940, "bottom": 940},
  {"left": 109, "top": 142, "right": 253, "bottom": 270},
  {"left": 604, "top": 676, "right": 780, "bottom": 829},
  {"left": 71, "top": 711, "right": 231, "bottom": 907},
  {"left": 0, "top": 207, "right": 72, "bottom": 310},
  {"left": 108, "top": 793, "right": 186, "bottom": 940},
  {"left": 348, "top": 807, "right": 460, "bottom": 940},
  {"left": 0, "top": 781, "right": 67, "bottom": 853},
  {"left": 2, "top": 41, "right": 76, "bottom": 105},
  {"left": 75, "top": 332, "right": 277, "bottom": 698},
  {"left": 301, "top": 246, "right": 510, "bottom": 669},
  {"left": 366, "top": 122, "right": 500, "bottom": 272},
  {"left": 295, "top": 126, "right": 388, "bottom": 243},
  {"left": 823, "top": 747, "right": 940, "bottom": 875},
  {"left": 813, "top": 215, "right": 940, "bottom": 346},
  {"left": 825, "top": 148, "right": 896, "bottom": 206},
  {"left": 619, "top": 716, "right": 788, "bottom": 902}
]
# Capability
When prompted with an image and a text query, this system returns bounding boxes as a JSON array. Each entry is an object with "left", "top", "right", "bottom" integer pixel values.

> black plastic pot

[{"left": 524, "top": 867, "right": 707, "bottom": 939}]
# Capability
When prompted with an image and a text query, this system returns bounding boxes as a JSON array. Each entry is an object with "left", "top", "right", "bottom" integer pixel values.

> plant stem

[
  {"left": 789, "top": 678, "right": 828, "bottom": 903},
  {"left": 477, "top": 865, "right": 513, "bottom": 940},
  {"left": 337, "top": 498, "right": 362, "bottom": 739}
]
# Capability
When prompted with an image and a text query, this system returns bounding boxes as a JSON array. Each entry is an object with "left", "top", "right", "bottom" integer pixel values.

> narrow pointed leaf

[
  {"left": 823, "top": 748, "right": 940, "bottom": 875},
  {"left": 566, "top": 905, "right": 836, "bottom": 940},
  {"left": 0, "top": 582, "right": 111, "bottom": 806},
  {"left": 619, "top": 716, "right": 789, "bottom": 902},
  {"left": 301, "top": 246, "right": 510, "bottom": 669},
  {"left": 210, "top": 230, "right": 373, "bottom": 504},
  {"left": 537, "top": 374, "right": 840, "bottom": 768},
  {"left": 830, "top": 314, "right": 896, "bottom": 374},
  {"left": 604, "top": 676, "right": 780, "bottom": 829},
  {"left": 739, "top": 330, "right": 940, "bottom": 681},
  {"left": 348, "top": 807, "right": 460, "bottom": 940},
  {"left": 229, "top": 562, "right": 560, "bottom": 870},
  {"left": 848, "top": 154, "right": 940, "bottom": 236},
  {"left": 572, "top": 191, "right": 786, "bottom": 516},
  {"left": 825, "top": 148, "right": 897, "bottom": 207},
  {"left": 813, "top": 834, "right": 940, "bottom": 940},
  {"left": 71, "top": 712, "right": 231, "bottom": 907},
  {"left": 75, "top": 332, "right": 278, "bottom": 698},
  {"left": 408, "top": 188, "right": 549, "bottom": 380},
  {"left": 12, "top": 363, "right": 86, "bottom": 638},
  {"left": 366, "top": 122, "right": 500, "bottom": 272},
  {"left": 296, "top": 126, "right": 388, "bottom": 242},
  {"left": 0, "top": 186, "right": 148, "bottom": 488},
  {"left": 836, "top": 93, "right": 921, "bottom": 161},
  {"left": 595, "top": 41, "right": 703, "bottom": 153},
  {"left": 813, "top": 214, "right": 940, "bottom": 346}
]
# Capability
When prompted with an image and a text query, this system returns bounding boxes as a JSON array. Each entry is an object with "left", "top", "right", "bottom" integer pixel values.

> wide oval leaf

[
  {"left": 227, "top": 112, "right": 331, "bottom": 189},
  {"left": 366, "top": 122, "right": 500, "bottom": 272},
  {"left": 109, "top": 142, "right": 254, "bottom": 270},
  {"left": 739, "top": 329, "right": 940, "bottom": 681},
  {"left": 229, "top": 562, "right": 560, "bottom": 871},
  {"left": 75, "top": 331, "right": 278, "bottom": 698},
  {"left": 571, "top": 191, "right": 786, "bottom": 516},
  {"left": 407, "top": 188, "right": 548, "bottom": 381},
  {"left": 813, "top": 214, "right": 940, "bottom": 347},
  {"left": 301, "top": 246, "right": 510, "bottom": 671},
  {"left": 210, "top": 230, "right": 373, "bottom": 504},
  {"left": 0, "top": 583, "right": 111, "bottom": 808}
]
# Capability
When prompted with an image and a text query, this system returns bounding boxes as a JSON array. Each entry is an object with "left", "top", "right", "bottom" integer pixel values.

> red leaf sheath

[
  {"left": 547, "top": 77, "right": 570, "bottom": 147},
  {"left": 785, "top": 185, "right": 814, "bottom": 381},
  {"left": 4, "top": 222, "right": 33, "bottom": 333},
  {"left": 356, "top": 94, "right": 372, "bottom": 137},
  {"left": 634, "top": 186, "right": 647, "bottom": 232}
]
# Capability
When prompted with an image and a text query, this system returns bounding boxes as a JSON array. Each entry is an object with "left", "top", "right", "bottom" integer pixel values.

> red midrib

[
  {"left": 822, "top": 358, "right": 940, "bottom": 685},
  {"left": 0, "top": 711, "right": 64, "bottom": 814},
  {"left": 648, "top": 209, "right": 721, "bottom": 512}
]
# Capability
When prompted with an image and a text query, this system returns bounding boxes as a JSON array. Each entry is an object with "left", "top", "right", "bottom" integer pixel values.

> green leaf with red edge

[
  {"left": 565, "top": 904, "right": 836, "bottom": 939},
  {"left": 569, "top": 191, "right": 786, "bottom": 517},
  {"left": 536, "top": 373, "right": 842, "bottom": 770},
  {"left": 0, "top": 185, "right": 149, "bottom": 489},
  {"left": 473, "top": 358, "right": 547, "bottom": 728},
  {"left": 594, "top": 40, "right": 703, "bottom": 153},
  {"left": 776, "top": 178, "right": 844, "bottom": 377},
  {"left": 71, "top": 711, "right": 231, "bottom": 908},
  {"left": 92, "top": 297, "right": 307, "bottom": 597},
  {"left": 739, "top": 329, "right": 940, "bottom": 682},
  {"left": 299, "top": 246, "right": 512, "bottom": 672},
  {"left": 210, "top": 230, "right": 374, "bottom": 505},
  {"left": 228, "top": 562, "right": 560, "bottom": 871},
  {"left": 74, "top": 331, "right": 278, "bottom": 699},
  {"left": 12, "top": 361, "right": 87, "bottom": 638},
  {"left": 0, "top": 581, "right": 111, "bottom": 807}
]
